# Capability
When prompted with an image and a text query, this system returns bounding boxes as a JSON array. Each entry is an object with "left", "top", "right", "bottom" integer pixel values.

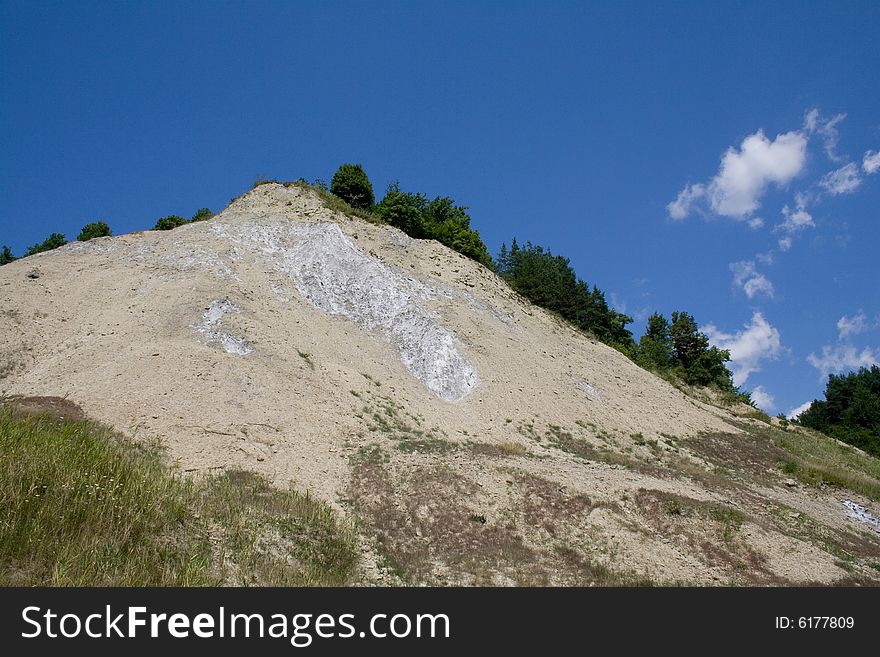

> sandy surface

[{"left": 2, "top": 182, "right": 878, "bottom": 585}]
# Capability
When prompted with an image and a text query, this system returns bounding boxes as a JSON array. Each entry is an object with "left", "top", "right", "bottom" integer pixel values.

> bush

[
  {"left": 191, "top": 208, "right": 214, "bottom": 222},
  {"left": 375, "top": 184, "right": 429, "bottom": 237},
  {"left": 330, "top": 163, "right": 375, "bottom": 210},
  {"left": 0, "top": 245, "right": 15, "bottom": 265},
  {"left": 25, "top": 233, "right": 67, "bottom": 256},
  {"left": 77, "top": 221, "right": 112, "bottom": 241},
  {"left": 152, "top": 216, "right": 189, "bottom": 231},
  {"left": 374, "top": 183, "right": 495, "bottom": 269}
]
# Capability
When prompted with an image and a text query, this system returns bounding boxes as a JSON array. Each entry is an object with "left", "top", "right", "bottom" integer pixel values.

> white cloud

[
  {"left": 703, "top": 312, "right": 782, "bottom": 387},
  {"left": 667, "top": 183, "right": 705, "bottom": 220},
  {"left": 787, "top": 400, "right": 813, "bottom": 420},
  {"left": 708, "top": 130, "right": 807, "bottom": 218},
  {"left": 747, "top": 217, "right": 764, "bottom": 229},
  {"left": 864, "top": 150, "right": 880, "bottom": 175},
  {"left": 730, "top": 260, "right": 775, "bottom": 299},
  {"left": 777, "top": 204, "right": 814, "bottom": 232},
  {"left": 773, "top": 201, "right": 814, "bottom": 252},
  {"left": 749, "top": 385, "right": 775, "bottom": 412},
  {"left": 756, "top": 251, "right": 775, "bottom": 265},
  {"left": 820, "top": 162, "right": 862, "bottom": 195},
  {"left": 807, "top": 344, "right": 878, "bottom": 379},
  {"left": 804, "top": 109, "right": 847, "bottom": 161},
  {"left": 668, "top": 128, "right": 807, "bottom": 220},
  {"left": 803, "top": 108, "right": 819, "bottom": 133},
  {"left": 837, "top": 311, "right": 869, "bottom": 340}
]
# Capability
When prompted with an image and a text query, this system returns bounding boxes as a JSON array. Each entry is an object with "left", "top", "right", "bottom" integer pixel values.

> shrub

[
  {"left": 152, "top": 215, "right": 189, "bottom": 231},
  {"left": 374, "top": 184, "right": 429, "bottom": 237},
  {"left": 77, "top": 221, "right": 112, "bottom": 241},
  {"left": 191, "top": 208, "right": 214, "bottom": 222},
  {"left": 0, "top": 245, "right": 15, "bottom": 265},
  {"left": 375, "top": 183, "right": 495, "bottom": 268},
  {"left": 25, "top": 233, "right": 67, "bottom": 256},
  {"left": 330, "top": 163, "right": 375, "bottom": 210}
]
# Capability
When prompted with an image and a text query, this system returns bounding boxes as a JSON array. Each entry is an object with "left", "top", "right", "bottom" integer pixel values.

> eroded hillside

[{"left": 2, "top": 182, "right": 879, "bottom": 585}]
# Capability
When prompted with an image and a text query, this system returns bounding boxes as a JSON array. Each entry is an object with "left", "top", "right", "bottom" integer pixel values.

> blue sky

[{"left": 1, "top": 1, "right": 878, "bottom": 416}]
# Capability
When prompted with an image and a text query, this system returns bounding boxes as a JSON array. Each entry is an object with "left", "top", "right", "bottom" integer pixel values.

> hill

[{"left": 2, "top": 182, "right": 879, "bottom": 585}]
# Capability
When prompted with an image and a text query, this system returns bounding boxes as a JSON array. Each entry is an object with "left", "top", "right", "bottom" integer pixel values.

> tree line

[
  {"left": 0, "top": 210, "right": 214, "bottom": 265},
  {"left": 795, "top": 366, "right": 880, "bottom": 458}
]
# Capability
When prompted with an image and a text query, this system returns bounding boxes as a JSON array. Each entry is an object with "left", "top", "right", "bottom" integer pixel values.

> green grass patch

[{"left": 0, "top": 404, "right": 357, "bottom": 586}]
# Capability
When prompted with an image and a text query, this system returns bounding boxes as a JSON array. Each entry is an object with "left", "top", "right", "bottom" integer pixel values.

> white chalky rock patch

[
  {"left": 195, "top": 299, "right": 252, "bottom": 356},
  {"left": 842, "top": 500, "right": 880, "bottom": 532},
  {"left": 211, "top": 219, "right": 478, "bottom": 401}
]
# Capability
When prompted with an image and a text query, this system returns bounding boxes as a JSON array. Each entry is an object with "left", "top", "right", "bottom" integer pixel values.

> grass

[
  {"left": 0, "top": 402, "right": 357, "bottom": 586},
  {"left": 728, "top": 421, "right": 880, "bottom": 502}
]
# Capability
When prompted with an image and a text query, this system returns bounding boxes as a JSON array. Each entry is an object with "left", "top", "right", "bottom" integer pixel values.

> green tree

[
  {"left": 798, "top": 366, "right": 880, "bottom": 457},
  {"left": 77, "top": 221, "right": 112, "bottom": 241},
  {"left": 669, "top": 311, "right": 707, "bottom": 370},
  {"left": 152, "top": 216, "right": 189, "bottom": 231},
  {"left": 668, "top": 311, "right": 732, "bottom": 388},
  {"left": 374, "top": 184, "right": 429, "bottom": 237},
  {"left": 422, "top": 197, "right": 494, "bottom": 269},
  {"left": 191, "top": 208, "right": 214, "bottom": 222},
  {"left": 496, "top": 239, "right": 633, "bottom": 347},
  {"left": 638, "top": 313, "right": 672, "bottom": 369},
  {"left": 330, "top": 163, "right": 374, "bottom": 210},
  {"left": 0, "top": 245, "right": 15, "bottom": 265},
  {"left": 25, "top": 233, "right": 67, "bottom": 256}
]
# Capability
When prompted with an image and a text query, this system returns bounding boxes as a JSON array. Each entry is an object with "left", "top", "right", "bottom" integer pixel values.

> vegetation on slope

[
  {"left": 795, "top": 366, "right": 880, "bottom": 458},
  {"left": 0, "top": 400, "right": 357, "bottom": 586}
]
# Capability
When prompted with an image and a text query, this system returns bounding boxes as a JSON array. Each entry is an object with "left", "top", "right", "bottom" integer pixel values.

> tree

[
  {"left": 330, "top": 163, "right": 374, "bottom": 210},
  {"left": 374, "top": 184, "right": 428, "bottom": 237},
  {"left": 668, "top": 311, "right": 732, "bottom": 388},
  {"left": 797, "top": 366, "right": 880, "bottom": 457},
  {"left": 191, "top": 208, "right": 214, "bottom": 222},
  {"left": 669, "top": 311, "right": 707, "bottom": 370},
  {"left": 638, "top": 313, "right": 672, "bottom": 369},
  {"left": 77, "top": 221, "right": 112, "bottom": 241},
  {"left": 25, "top": 233, "right": 67, "bottom": 256},
  {"left": 496, "top": 239, "right": 633, "bottom": 347},
  {"left": 152, "top": 216, "right": 189, "bottom": 231},
  {"left": 0, "top": 245, "right": 15, "bottom": 265},
  {"left": 422, "top": 197, "right": 494, "bottom": 269}
]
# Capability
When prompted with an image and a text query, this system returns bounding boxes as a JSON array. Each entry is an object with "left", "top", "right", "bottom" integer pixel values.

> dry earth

[{"left": 2, "top": 182, "right": 879, "bottom": 585}]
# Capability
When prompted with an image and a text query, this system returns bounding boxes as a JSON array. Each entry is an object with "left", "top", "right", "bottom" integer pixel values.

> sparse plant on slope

[
  {"left": 77, "top": 221, "right": 112, "bottom": 241},
  {"left": 331, "top": 163, "right": 375, "bottom": 210}
]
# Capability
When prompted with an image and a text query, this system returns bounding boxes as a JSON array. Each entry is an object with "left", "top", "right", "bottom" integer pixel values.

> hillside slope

[{"left": 2, "top": 182, "right": 879, "bottom": 585}]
